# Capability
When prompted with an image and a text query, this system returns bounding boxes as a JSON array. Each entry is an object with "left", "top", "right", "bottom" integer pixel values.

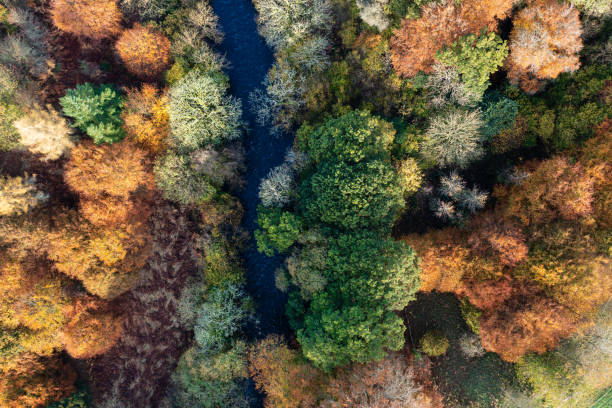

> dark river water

[{"left": 211, "top": 0, "right": 293, "bottom": 338}]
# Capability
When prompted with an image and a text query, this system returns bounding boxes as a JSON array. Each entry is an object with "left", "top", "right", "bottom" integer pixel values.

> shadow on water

[{"left": 211, "top": 0, "right": 292, "bottom": 340}]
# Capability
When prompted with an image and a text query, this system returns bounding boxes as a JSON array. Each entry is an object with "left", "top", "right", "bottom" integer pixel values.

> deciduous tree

[
  {"left": 115, "top": 24, "right": 172, "bottom": 79},
  {"left": 51, "top": 0, "right": 122, "bottom": 40},
  {"left": 249, "top": 335, "right": 324, "bottom": 408},
  {"left": 506, "top": 0, "right": 583, "bottom": 94},
  {"left": 122, "top": 85, "right": 169, "bottom": 155}
]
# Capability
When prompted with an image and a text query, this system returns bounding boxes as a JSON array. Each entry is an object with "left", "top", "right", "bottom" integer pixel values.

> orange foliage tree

[
  {"left": 47, "top": 212, "right": 150, "bottom": 299},
  {"left": 115, "top": 24, "right": 172, "bottom": 79},
  {"left": 496, "top": 156, "right": 595, "bottom": 227},
  {"left": 121, "top": 84, "right": 170, "bottom": 155},
  {"left": 467, "top": 211, "right": 528, "bottom": 267},
  {"left": 62, "top": 297, "right": 124, "bottom": 359},
  {"left": 390, "top": 0, "right": 515, "bottom": 77},
  {"left": 506, "top": 0, "right": 583, "bottom": 94},
  {"left": 0, "top": 355, "right": 76, "bottom": 408},
  {"left": 478, "top": 291, "right": 578, "bottom": 362},
  {"left": 249, "top": 335, "right": 325, "bottom": 408},
  {"left": 64, "top": 140, "right": 154, "bottom": 226},
  {"left": 51, "top": 0, "right": 122, "bottom": 40},
  {"left": 50, "top": 140, "right": 154, "bottom": 299}
]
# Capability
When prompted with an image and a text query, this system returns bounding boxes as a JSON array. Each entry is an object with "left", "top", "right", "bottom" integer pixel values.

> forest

[{"left": 0, "top": 0, "right": 610, "bottom": 407}]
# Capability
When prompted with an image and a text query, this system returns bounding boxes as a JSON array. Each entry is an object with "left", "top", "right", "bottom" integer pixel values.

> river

[{"left": 211, "top": 0, "right": 293, "bottom": 338}]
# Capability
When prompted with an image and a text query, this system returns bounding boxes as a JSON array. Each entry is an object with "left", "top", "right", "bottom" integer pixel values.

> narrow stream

[{"left": 211, "top": 0, "right": 293, "bottom": 338}]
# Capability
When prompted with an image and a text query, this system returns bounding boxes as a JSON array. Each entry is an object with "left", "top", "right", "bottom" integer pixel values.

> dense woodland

[{"left": 0, "top": 0, "right": 610, "bottom": 407}]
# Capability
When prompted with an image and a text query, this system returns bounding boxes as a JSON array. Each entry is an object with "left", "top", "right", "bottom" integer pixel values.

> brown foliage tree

[
  {"left": 506, "top": 0, "right": 583, "bottom": 94},
  {"left": 496, "top": 157, "right": 595, "bottom": 226},
  {"left": 322, "top": 352, "right": 440, "bottom": 408},
  {"left": 51, "top": 0, "right": 122, "bottom": 40},
  {"left": 121, "top": 84, "right": 170, "bottom": 155},
  {"left": 249, "top": 335, "right": 324, "bottom": 408},
  {"left": 390, "top": 0, "right": 515, "bottom": 77},
  {"left": 115, "top": 24, "right": 172, "bottom": 79},
  {"left": 0, "top": 354, "right": 76, "bottom": 408}
]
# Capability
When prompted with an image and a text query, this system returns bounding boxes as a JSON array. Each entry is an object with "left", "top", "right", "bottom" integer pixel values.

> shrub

[
  {"left": 460, "top": 298, "right": 482, "bottom": 334},
  {"left": 0, "top": 98, "right": 22, "bottom": 151},
  {"left": 436, "top": 32, "right": 508, "bottom": 98},
  {"left": 169, "top": 70, "right": 242, "bottom": 149},
  {"left": 421, "top": 108, "right": 484, "bottom": 168},
  {"left": 60, "top": 84, "right": 125, "bottom": 144},
  {"left": 50, "top": 0, "right": 122, "bottom": 39},
  {"left": 506, "top": 0, "right": 583, "bottom": 94},
  {"left": 14, "top": 107, "right": 74, "bottom": 161},
  {"left": 0, "top": 175, "right": 47, "bottom": 217},
  {"left": 255, "top": 206, "right": 303, "bottom": 256},
  {"left": 121, "top": 84, "right": 169, "bottom": 155},
  {"left": 154, "top": 152, "right": 215, "bottom": 205},
  {"left": 115, "top": 24, "right": 172, "bottom": 79},
  {"left": 419, "top": 330, "right": 450, "bottom": 357}
]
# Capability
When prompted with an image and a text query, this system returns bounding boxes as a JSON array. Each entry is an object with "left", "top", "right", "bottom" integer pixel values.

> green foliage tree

[
  {"left": 297, "top": 110, "right": 395, "bottom": 164},
  {"left": 255, "top": 206, "right": 303, "bottom": 256},
  {"left": 436, "top": 32, "right": 508, "bottom": 98},
  {"left": 59, "top": 84, "right": 125, "bottom": 144},
  {"left": 169, "top": 70, "right": 242, "bottom": 150},
  {"left": 0, "top": 98, "right": 21, "bottom": 151},
  {"left": 45, "top": 389, "right": 89, "bottom": 408},
  {"left": 479, "top": 92, "right": 518, "bottom": 141},
  {"left": 301, "top": 160, "right": 404, "bottom": 231},
  {"left": 290, "top": 231, "right": 420, "bottom": 371}
]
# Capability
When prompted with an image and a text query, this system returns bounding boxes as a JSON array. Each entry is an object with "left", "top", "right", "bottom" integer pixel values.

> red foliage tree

[
  {"left": 115, "top": 24, "right": 172, "bottom": 79},
  {"left": 506, "top": 0, "right": 583, "bottom": 94},
  {"left": 51, "top": 0, "right": 122, "bottom": 40}
]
